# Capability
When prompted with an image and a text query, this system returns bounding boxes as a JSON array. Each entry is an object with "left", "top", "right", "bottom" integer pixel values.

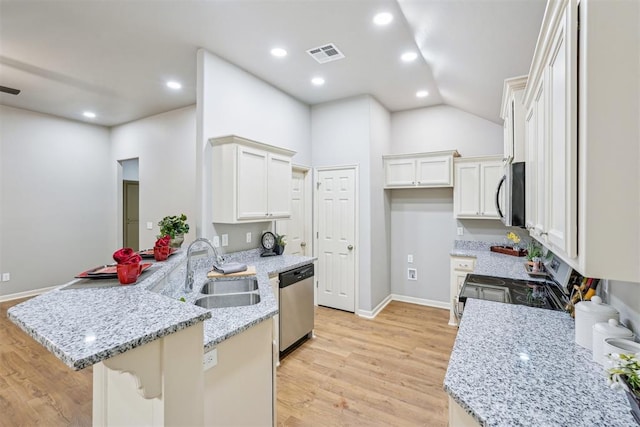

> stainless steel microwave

[{"left": 496, "top": 161, "right": 525, "bottom": 227}]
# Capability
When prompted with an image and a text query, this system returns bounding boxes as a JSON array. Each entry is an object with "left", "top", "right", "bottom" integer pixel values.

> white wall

[
  {"left": 607, "top": 280, "right": 640, "bottom": 335},
  {"left": 311, "top": 95, "right": 391, "bottom": 312},
  {"left": 368, "top": 99, "right": 391, "bottom": 309},
  {"left": 196, "top": 50, "right": 311, "bottom": 252},
  {"left": 390, "top": 105, "right": 503, "bottom": 156},
  {"left": 0, "top": 105, "right": 114, "bottom": 296},
  {"left": 110, "top": 106, "right": 197, "bottom": 250},
  {"left": 389, "top": 105, "right": 507, "bottom": 304}
]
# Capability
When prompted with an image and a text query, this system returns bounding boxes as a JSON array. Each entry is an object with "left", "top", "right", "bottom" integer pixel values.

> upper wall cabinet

[
  {"left": 500, "top": 76, "right": 528, "bottom": 163},
  {"left": 383, "top": 151, "right": 460, "bottom": 189},
  {"left": 210, "top": 135, "right": 295, "bottom": 223},
  {"left": 454, "top": 156, "right": 503, "bottom": 219},
  {"left": 523, "top": 0, "right": 639, "bottom": 282}
]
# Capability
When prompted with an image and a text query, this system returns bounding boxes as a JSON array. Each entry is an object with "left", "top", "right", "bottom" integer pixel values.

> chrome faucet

[{"left": 184, "top": 238, "right": 223, "bottom": 292}]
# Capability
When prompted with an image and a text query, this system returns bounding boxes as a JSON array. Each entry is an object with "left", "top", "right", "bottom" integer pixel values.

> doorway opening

[{"left": 120, "top": 159, "right": 139, "bottom": 251}]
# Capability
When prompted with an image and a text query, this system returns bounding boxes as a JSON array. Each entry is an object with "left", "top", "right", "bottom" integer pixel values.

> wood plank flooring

[
  {"left": 0, "top": 298, "right": 93, "bottom": 427},
  {"left": 277, "top": 302, "right": 457, "bottom": 426},
  {"left": 1, "top": 298, "right": 456, "bottom": 426}
]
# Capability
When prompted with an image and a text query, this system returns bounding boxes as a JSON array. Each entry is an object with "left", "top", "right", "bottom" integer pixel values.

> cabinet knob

[
  {"left": 347, "top": 245, "right": 354, "bottom": 250},
  {"left": 300, "top": 242, "right": 306, "bottom": 247}
]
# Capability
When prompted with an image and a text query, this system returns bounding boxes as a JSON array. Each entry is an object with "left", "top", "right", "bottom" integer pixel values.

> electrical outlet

[
  {"left": 146, "top": 222, "right": 153, "bottom": 230},
  {"left": 246, "top": 232, "right": 252, "bottom": 243},
  {"left": 1, "top": 273, "right": 9, "bottom": 282},
  {"left": 221, "top": 234, "right": 229, "bottom": 247},
  {"left": 407, "top": 254, "right": 414, "bottom": 263},
  {"left": 457, "top": 227, "right": 464, "bottom": 236},
  {"left": 407, "top": 268, "right": 417, "bottom": 281},
  {"left": 213, "top": 236, "right": 220, "bottom": 248},
  {"left": 203, "top": 349, "right": 218, "bottom": 371}
]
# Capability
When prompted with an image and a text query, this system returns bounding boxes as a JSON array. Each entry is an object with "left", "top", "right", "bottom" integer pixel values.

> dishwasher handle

[{"left": 279, "top": 264, "right": 314, "bottom": 288}]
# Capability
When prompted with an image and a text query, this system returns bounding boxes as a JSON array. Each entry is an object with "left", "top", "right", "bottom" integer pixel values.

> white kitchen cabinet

[
  {"left": 453, "top": 156, "right": 502, "bottom": 219},
  {"left": 500, "top": 76, "right": 528, "bottom": 163},
  {"left": 203, "top": 319, "right": 274, "bottom": 426},
  {"left": 269, "top": 274, "right": 280, "bottom": 368},
  {"left": 449, "top": 256, "right": 475, "bottom": 326},
  {"left": 210, "top": 135, "right": 295, "bottom": 223},
  {"left": 524, "top": 0, "right": 577, "bottom": 261},
  {"left": 383, "top": 150, "right": 459, "bottom": 188},
  {"left": 523, "top": 0, "right": 639, "bottom": 282}
]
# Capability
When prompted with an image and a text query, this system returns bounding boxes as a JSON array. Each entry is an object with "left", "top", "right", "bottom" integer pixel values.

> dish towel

[{"left": 212, "top": 262, "right": 248, "bottom": 275}]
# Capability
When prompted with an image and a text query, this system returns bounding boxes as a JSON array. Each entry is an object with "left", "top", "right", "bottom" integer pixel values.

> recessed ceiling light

[
  {"left": 166, "top": 81, "right": 182, "bottom": 90},
  {"left": 83, "top": 111, "right": 96, "bottom": 118},
  {"left": 270, "top": 47, "right": 287, "bottom": 58},
  {"left": 416, "top": 90, "right": 429, "bottom": 98},
  {"left": 311, "top": 77, "right": 325, "bottom": 86},
  {"left": 401, "top": 52, "right": 418, "bottom": 62},
  {"left": 373, "top": 12, "right": 393, "bottom": 26}
]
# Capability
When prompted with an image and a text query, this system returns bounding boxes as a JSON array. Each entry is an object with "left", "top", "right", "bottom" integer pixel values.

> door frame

[{"left": 313, "top": 164, "right": 359, "bottom": 313}]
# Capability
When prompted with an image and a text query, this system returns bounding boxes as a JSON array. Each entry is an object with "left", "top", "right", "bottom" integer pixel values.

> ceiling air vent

[{"left": 306, "top": 43, "right": 345, "bottom": 64}]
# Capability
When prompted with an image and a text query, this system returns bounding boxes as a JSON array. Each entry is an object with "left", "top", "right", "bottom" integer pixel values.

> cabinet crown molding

[
  {"left": 454, "top": 155, "right": 503, "bottom": 164},
  {"left": 382, "top": 150, "right": 460, "bottom": 160},
  {"left": 209, "top": 135, "right": 296, "bottom": 157},
  {"left": 500, "top": 76, "right": 528, "bottom": 120}
]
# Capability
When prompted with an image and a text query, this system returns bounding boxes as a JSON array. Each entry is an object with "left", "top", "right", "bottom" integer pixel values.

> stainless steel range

[{"left": 455, "top": 253, "right": 572, "bottom": 320}]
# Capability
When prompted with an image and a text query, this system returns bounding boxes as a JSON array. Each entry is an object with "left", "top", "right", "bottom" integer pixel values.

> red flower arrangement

[
  {"left": 153, "top": 235, "right": 171, "bottom": 261},
  {"left": 112, "top": 247, "right": 142, "bottom": 285}
]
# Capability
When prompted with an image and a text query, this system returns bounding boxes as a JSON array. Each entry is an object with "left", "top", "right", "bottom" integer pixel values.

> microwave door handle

[{"left": 496, "top": 175, "right": 506, "bottom": 220}]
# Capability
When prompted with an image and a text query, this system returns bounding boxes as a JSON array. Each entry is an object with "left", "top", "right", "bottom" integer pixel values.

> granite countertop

[
  {"left": 8, "top": 247, "right": 315, "bottom": 369},
  {"left": 450, "top": 240, "right": 543, "bottom": 282},
  {"left": 157, "top": 248, "right": 315, "bottom": 352},
  {"left": 444, "top": 299, "right": 635, "bottom": 427}
]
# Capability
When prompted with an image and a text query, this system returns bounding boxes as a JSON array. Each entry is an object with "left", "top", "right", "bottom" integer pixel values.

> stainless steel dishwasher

[{"left": 279, "top": 264, "right": 314, "bottom": 354}]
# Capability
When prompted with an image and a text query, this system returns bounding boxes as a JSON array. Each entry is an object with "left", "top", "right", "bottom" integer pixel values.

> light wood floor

[
  {"left": 1, "top": 299, "right": 456, "bottom": 426},
  {"left": 277, "top": 302, "right": 457, "bottom": 426}
]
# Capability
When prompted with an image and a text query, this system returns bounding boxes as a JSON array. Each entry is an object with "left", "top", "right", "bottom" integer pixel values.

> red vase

[
  {"left": 154, "top": 245, "right": 170, "bottom": 261},
  {"left": 117, "top": 263, "right": 140, "bottom": 285}
]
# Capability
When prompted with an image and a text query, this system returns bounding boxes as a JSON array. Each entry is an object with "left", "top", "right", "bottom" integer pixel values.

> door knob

[
  {"left": 347, "top": 245, "right": 354, "bottom": 250},
  {"left": 300, "top": 242, "right": 306, "bottom": 247}
]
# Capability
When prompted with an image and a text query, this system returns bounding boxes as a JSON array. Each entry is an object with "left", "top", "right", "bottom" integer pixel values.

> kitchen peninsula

[{"left": 8, "top": 247, "right": 314, "bottom": 426}]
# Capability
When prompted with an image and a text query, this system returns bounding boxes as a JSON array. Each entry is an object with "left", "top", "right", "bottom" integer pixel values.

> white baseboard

[
  {"left": 0, "top": 285, "right": 60, "bottom": 303},
  {"left": 357, "top": 294, "right": 392, "bottom": 319},
  {"left": 357, "top": 294, "right": 450, "bottom": 319},
  {"left": 391, "top": 294, "right": 451, "bottom": 310}
]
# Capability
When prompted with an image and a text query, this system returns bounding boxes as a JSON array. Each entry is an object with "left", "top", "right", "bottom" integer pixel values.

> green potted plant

[
  {"left": 158, "top": 214, "right": 190, "bottom": 248},
  {"left": 274, "top": 233, "right": 286, "bottom": 255},
  {"left": 607, "top": 353, "right": 640, "bottom": 421}
]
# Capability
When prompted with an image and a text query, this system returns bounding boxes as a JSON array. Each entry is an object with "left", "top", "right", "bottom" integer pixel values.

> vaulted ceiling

[{"left": 0, "top": 0, "right": 545, "bottom": 127}]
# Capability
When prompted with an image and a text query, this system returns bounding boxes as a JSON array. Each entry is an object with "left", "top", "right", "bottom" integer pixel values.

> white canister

[
  {"left": 575, "top": 296, "right": 619, "bottom": 350},
  {"left": 603, "top": 338, "right": 640, "bottom": 365},
  {"left": 592, "top": 319, "right": 633, "bottom": 365}
]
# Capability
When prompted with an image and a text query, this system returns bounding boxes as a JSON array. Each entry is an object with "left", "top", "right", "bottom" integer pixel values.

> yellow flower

[{"left": 507, "top": 232, "right": 520, "bottom": 244}]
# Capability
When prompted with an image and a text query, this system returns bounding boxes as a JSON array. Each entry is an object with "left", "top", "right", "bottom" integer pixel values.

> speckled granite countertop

[
  {"left": 444, "top": 299, "right": 635, "bottom": 427},
  {"left": 450, "top": 240, "right": 542, "bottom": 281},
  {"left": 8, "top": 247, "right": 315, "bottom": 369}
]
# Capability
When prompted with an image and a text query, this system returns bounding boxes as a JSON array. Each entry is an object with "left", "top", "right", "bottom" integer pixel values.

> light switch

[
  {"left": 221, "top": 234, "right": 229, "bottom": 247},
  {"left": 146, "top": 222, "right": 153, "bottom": 230},
  {"left": 407, "top": 254, "right": 414, "bottom": 263},
  {"left": 2, "top": 273, "right": 10, "bottom": 282}
]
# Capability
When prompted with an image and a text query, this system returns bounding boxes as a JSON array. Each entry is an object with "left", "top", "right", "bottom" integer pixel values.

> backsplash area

[{"left": 605, "top": 280, "right": 639, "bottom": 335}]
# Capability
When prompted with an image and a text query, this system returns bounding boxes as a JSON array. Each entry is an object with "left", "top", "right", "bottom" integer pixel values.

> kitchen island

[
  {"left": 8, "top": 246, "right": 315, "bottom": 426},
  {"left": 445, "top": 298, "right": 635, "bottom": 427}
]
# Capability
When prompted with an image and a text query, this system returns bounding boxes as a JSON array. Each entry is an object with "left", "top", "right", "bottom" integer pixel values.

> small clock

[{"left": 260, "top": 231, "right": 277, "bottom": 257}]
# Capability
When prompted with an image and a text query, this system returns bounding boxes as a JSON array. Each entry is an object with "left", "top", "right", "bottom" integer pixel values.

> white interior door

[
  {"left": 316, "top": 168, "right": 356, "bottom": 312},
  {"left": 276, "top": 169, "right": 308, "bottom": 256}
]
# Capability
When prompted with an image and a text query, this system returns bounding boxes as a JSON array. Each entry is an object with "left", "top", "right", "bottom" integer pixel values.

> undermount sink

[
  {"left": 200, "top": 278, "right": 258, "bottom": 295},
  {"left": 195, "top": 293, "right": 261, "bottom": 309}
]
